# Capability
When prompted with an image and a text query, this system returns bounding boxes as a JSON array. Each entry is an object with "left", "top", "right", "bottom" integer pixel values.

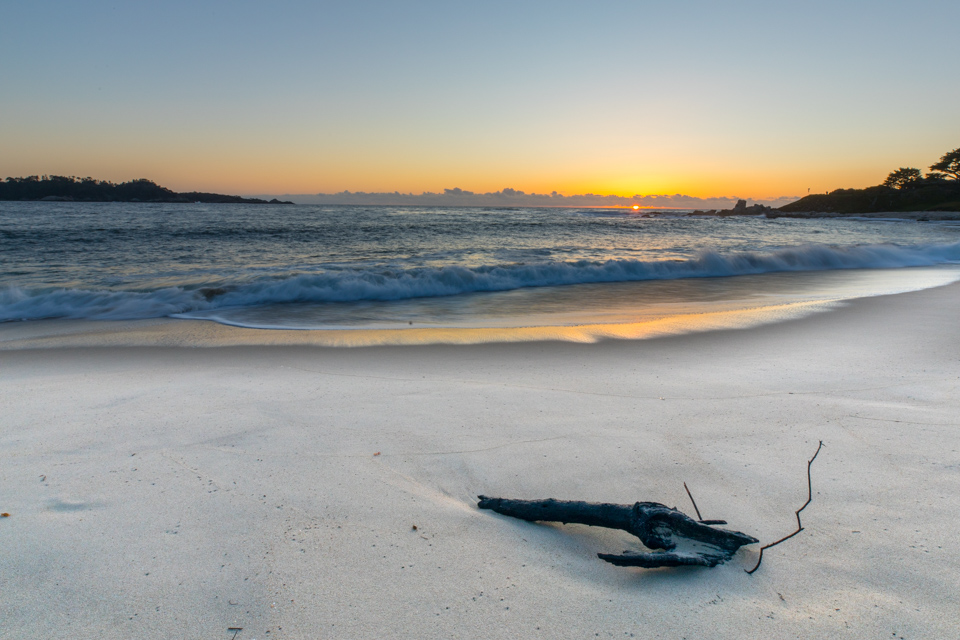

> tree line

[
  {"left": 0, "top": 175, "right": 292, "bottom": 204},
  {"left": 0, "top": 175, "right": 181, "bottom": 201},
  {"left": 778, "top": 145, "right": 960, "bottom": 214},
  {"left": 882, "top": 147, "right": 960, "bottom": 189}
]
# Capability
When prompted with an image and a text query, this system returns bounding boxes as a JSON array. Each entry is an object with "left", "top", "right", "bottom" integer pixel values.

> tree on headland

[
  {"left": 779, "top": 145, "right": 960, "bottom": 214},
  {"left": 0, "top": 175, "right": 293, "bottom": 203},
  {"left": 882, "top": 167, "right": 922, "bottom": 189},
  {"left": 930, "top": 147, "right": 960, "bottom": 181}
]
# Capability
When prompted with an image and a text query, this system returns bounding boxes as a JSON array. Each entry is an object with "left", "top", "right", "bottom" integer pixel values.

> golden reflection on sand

[{"left": 0, "top": 299, "right": 839, "bottom": 349}]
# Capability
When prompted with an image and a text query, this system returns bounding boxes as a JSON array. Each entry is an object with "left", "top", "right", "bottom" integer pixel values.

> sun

[{"left": 632, "top": 205, "right": 640, "bottom": 210}]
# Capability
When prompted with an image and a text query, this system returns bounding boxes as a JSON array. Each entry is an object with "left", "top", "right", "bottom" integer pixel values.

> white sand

[{"left": 2, "top": 283, "right": 959, "bottom": 638}]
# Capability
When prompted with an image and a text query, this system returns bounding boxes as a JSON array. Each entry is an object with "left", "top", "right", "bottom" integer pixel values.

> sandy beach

[{"left": 2, "top": 282, "right": 959, "bottom": 639}]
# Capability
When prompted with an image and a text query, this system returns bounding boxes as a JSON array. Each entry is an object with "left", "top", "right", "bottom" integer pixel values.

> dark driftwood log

[{"left": 477, "top": 496, "right": 758, "bottom": 568}]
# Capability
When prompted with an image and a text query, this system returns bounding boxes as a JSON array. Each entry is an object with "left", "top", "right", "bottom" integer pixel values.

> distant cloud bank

[{"left": 260, "top": 188, "right": 800, "bottom": 209}]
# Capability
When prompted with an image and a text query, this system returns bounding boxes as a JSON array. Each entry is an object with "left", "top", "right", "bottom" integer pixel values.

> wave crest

[{"left": 3, "top": 241, "right": 959, "bottom": 322}]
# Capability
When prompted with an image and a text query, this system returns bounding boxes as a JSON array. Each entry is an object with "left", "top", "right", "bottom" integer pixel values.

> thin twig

[
  {"left": 683, "top": 482, "right": 703, "bottom": 521},
  {"left": 683, "top": 482, "right": 726, "bottom": 524},
  {"left": 746, "top": 441, "right": 823, "bottom": 575}
]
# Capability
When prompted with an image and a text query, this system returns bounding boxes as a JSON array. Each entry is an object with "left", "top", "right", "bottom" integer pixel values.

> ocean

[{"left": 2, "top": 202, "right": 960, "bottom": 342}]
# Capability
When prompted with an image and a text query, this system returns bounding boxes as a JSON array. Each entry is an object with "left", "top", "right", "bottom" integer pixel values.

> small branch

[
  {"left": 746, "top": 441, "right": 824, "bottom": 575},
  {"left": 683, "top": 482, "right": 703, "bottom": 521},
  {"left": 683, "top": 483, "right": 726, "bottom": 525}
]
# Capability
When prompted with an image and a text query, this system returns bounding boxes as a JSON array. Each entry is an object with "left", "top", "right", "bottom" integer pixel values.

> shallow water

[
  {"left": 2, "top": 202, "right": 960, "bottom": 334},
  {"left": 180, "top": 266, "right": 960, "bottom": 331}
]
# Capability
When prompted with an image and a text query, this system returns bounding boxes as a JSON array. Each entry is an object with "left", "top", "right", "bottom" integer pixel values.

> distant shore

[
  {"left": 775, "top": 179, "right": 960, "bottom": 215},
  {"left": 0, "top": 176, "right": 293, "bottom": 204},
  {"left": 4, "top": 174, "right": 960, "bottom": 215}
]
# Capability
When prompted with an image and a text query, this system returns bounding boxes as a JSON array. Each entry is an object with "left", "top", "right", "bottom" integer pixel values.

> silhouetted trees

[
  {"left": 0, "top": 175, "right": 292, "bottom": 204},
  {"left": 879, "top": 147, "right": 960, "bottom": 190},
  {"left": 780, "top": 145, "right": 960, "bottom": 213},
  {"left": 0, "top": 175, "right": 176, "bottom": 201},
  {"left": 882, "top": 167, "right": 922, "bottom": 189},
  {"left": 930, "top": 148, "right": 960, "bottom": 181}
]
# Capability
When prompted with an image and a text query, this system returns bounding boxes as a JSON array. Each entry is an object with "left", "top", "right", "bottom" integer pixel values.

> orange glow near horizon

[
  {"left": 0, "top": 135, "right": 926, "bottom": 201},
  {"left": 0, "top": 119, "right": 933, "bottom": 200},
  {"left": 0, "top": 165, "right": 892, "bottom": 201},
  {"left": 42, "top": 167, "right": 885, "bottom": 200}
]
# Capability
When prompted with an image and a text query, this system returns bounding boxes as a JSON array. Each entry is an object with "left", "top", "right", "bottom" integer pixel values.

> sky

[{"left": 2, "top": 0, "right": 958, "bottom": 200}]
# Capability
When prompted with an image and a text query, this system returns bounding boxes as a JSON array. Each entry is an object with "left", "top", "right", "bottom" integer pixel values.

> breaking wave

[{"left": 3, "top": 241, "right": 960, "bottom": 322}]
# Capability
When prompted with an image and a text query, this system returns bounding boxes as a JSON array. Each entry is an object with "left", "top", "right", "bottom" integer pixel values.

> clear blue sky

[{"left": 2, "top": 0, "right": 958, "bottom": 197}]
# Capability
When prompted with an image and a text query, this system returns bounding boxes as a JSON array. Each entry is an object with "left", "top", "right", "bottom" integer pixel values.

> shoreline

[{"left": 3, "top": 266, "right": 960, "bottom": 350}]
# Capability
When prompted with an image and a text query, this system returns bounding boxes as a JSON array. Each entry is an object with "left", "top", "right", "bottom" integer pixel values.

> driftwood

[{"left": 477, "top": 496, "right": 758, "bottom": 568}]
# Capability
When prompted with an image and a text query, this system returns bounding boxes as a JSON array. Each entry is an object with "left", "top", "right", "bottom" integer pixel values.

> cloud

[{"left": 259, "top": 189, "right": 800, "bottom": 209}]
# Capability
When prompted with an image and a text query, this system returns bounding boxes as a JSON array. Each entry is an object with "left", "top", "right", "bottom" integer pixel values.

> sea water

[{"left": 2, "top": 202, "right": 960, "bottom": 340}]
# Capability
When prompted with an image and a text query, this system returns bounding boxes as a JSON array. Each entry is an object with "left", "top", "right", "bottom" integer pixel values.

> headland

[{"left": 0, "top": 176, "right": 294, "bottom": 204}]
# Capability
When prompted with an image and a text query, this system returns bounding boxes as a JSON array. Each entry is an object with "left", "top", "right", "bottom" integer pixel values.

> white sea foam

[{"left": 3, "top": 241, "right": 960, "bottom": 322}]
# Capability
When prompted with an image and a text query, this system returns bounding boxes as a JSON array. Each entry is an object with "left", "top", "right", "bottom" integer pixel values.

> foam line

[{"left": 2, "top": 241, "right": 959, "bottom": 322}]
